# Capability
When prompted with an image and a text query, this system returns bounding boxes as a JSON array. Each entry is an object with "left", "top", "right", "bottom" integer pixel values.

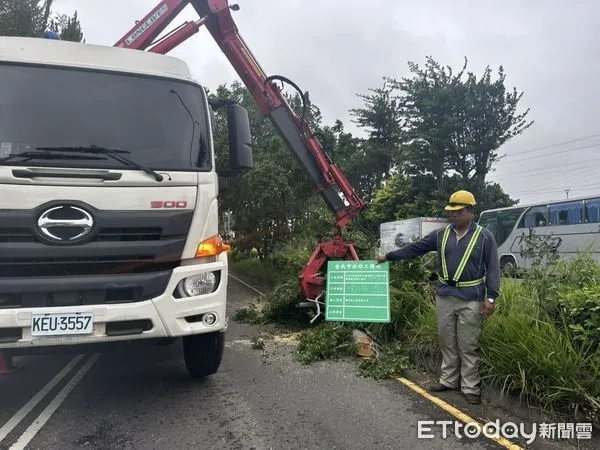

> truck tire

[{"left": 183, "top": 331, "right": 225, "bottom": 378}]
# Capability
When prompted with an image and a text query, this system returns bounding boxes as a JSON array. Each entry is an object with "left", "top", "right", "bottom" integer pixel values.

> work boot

[
  {"left": 427, "top": 382, "right": 456, "bottom": 392},
  {"left": 464, "top": 393, "right": 481, "bottom": 404}
]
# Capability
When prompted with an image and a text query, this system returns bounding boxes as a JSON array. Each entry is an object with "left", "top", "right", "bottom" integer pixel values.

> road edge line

[
  {"left": 394, "top": 376, "right": 524, "bottom": 450},
  {"left": 9, "top": 353, "right": 100, "bottom": 450},
  {"left": 228, "top": 273, "right": 265, "bottom": 297},
  {"left": 0, "top": 354, "right": 85, "bottom": 443}
]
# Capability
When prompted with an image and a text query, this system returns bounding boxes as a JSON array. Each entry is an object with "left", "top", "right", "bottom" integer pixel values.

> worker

[{"left": 376, "top": 190, "right": 500, "bottom": 405}]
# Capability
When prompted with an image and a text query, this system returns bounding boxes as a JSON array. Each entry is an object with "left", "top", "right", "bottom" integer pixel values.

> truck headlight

[{"left": 177, "top": 272, "right": 218, "bottom": 297}]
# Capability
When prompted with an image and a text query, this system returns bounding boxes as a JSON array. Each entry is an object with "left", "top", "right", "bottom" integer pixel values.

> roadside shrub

[
  {"left": 260, "top": 279, "right": 310, "bottom": 324},
  {"left": 557, "top": 286, "right": 600, "bottom": 354},
  {"left": 481, "top": 312, "right": 600, "bottom": 422},
  {"left": 230, "top": 256, "right": 279, "bottom": 288},
  {"left": 266, "top": 246, "right": 313, "bottom": 281}
]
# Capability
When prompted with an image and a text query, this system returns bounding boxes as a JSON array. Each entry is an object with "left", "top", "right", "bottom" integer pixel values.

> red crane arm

[
  {"left": 113, "top": 0, "right": 368, "bottom": 302},
  {"left": 190, "top": 1, "right": 366, "bottom": 232},
  {"left": 114, "top": 0, "right": 190, "bottom": 51}
]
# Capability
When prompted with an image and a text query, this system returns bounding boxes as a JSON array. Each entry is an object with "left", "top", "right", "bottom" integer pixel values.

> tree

[
  {"left": 349, "top": 79, "right": 405, "bottom": 193},
  {"left": 210, "top": 82, "right": 332, "bottom": 255},
  {"left": 351, "top": 55, "right": 529, "bottom": 223},
  {"left": 49, "top": 11, "right": 84, "bottom": 42},
  {"left": 0, "top": 0, "right": 52, "bottom": 37},
  {"left": 393, "top": 56, "right": 533, "bottom": 198},
  {"left": 0, "top": 1, "right": 84, "bottom": 42}
]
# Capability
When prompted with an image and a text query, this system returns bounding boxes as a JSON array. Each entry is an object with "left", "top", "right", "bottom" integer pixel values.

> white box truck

[{"left": 378, "top": 217, "right": 449, "bottom": 255}]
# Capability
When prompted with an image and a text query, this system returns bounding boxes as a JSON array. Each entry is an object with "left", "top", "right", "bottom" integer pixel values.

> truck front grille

[
  {"left": 0, "top": 209, "right": 193, "bottom": 277},
  {"left": 0, "top": 227, "right": 162, "bottom": 243},
  {"left": 0, "top": 258, "right": 178, "bottom": 278},
  {"left": 0, "top": 270, "right": 173, "bottom": 308}
]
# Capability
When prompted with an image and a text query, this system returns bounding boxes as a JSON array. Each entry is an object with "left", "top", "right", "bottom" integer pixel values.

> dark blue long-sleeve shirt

[{"left": 384, "top": 221, "right": 500, "bottom": 301}]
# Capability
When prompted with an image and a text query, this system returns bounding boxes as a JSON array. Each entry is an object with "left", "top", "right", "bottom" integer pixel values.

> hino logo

[{"left": 37, "top": 205, "right": 94, "bottom": 242}]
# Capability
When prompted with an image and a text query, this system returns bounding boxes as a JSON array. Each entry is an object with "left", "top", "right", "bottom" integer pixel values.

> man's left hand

[{"left": 483, "top": 299, "right": 495, "bottom": 318}]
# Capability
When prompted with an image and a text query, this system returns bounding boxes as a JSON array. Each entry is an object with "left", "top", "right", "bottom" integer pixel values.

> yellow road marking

[{"left": 394, "top": 376, "right": 524, "bottom": 450}]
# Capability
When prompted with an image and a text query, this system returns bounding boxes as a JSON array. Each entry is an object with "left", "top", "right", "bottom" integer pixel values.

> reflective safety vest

[{"left": 439, "top": 224, "right": 485, "bottom": 288}]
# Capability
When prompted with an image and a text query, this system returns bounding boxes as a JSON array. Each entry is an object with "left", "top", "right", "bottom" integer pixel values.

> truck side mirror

[
  {"left": 226, "top": 103, "right": 252, "bottom": 172},
  {"left": 210, "top": 98, "right": 253, "bottom": 192}
]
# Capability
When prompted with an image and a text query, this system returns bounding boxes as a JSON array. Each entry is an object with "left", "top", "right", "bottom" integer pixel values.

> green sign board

[{"left": 325, "top": 260, "right": 390, "bottom": 323}]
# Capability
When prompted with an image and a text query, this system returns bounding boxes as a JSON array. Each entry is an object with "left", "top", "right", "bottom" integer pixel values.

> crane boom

[{"left": 114, "top": 0, "right": 368, "bottom": 303}]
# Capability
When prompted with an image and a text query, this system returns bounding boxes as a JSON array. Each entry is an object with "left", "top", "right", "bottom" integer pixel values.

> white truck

[
  {"left": 0, "top": 36, "right": 252, "bottom": 377},
  {"left": 0, "top": 0, "right": 369, "bottom": 377},
  {"left": 378, "top": 217, "right": 449, "bottom": 255}
]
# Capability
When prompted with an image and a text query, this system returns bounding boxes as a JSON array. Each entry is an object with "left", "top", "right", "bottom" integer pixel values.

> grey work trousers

[{"left": 435, "top": 295, "right": 484, "bottom": 395}]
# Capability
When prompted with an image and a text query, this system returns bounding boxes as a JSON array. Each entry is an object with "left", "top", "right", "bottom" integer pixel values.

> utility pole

[{"left": 565, "top": 189, "right": 570, "bottom": 199}]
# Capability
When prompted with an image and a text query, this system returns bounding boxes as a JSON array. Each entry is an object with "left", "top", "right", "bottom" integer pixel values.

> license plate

[{"left": 31, "top": 312, "right": 94, "bottom": 336}]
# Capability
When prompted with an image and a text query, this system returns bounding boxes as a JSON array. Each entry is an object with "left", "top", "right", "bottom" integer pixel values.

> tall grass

[
  {"left": 481, "top": 304, "right": 600, "bottom": 421},
  {"left": 480, "top": 268, "right": 600, "bottom": 422}
]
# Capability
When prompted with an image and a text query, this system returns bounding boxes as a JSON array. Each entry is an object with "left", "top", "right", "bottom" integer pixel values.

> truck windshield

[{"left": 0, "top": 63, "right": 211, "bottom": 171}]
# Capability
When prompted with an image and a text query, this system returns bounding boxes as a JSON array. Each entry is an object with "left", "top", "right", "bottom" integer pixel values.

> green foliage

[
  {"left": 364, "top": 172, "right": 518, "bottom": 225},
  {"left": 357, "top": 342, "right": 411, "bottom": 380},
  {"left": 297, "top": 323, "right": 355, "bottom": 364},
  {"left": 230, "top": 244, "right": 314, "bottom": 289},
  {"left": 234, "top": 243, "right": 600, "bottom": 422},
  {"left": 0, "top": 1, "right": 83, "bottom": 41},
  {"left": 230, "top": 257, "right": 280, "bottom": 288},
  {"left": 212, "top": 82, "right": 354, "bottom": 256},
  {"left": 232, "top": 301, "right": 262, "bottom": 324},
  {"left": 0, "top": 0, "right": 51, "bottom": 37},
  {"left": 214, "top": 55, "right": 526, "bottom": 258},
  {"left": 349, "top": 79, "right": 404, "bottom": 196},
  {"left": 260, "top": 279, "right": 310, "bottom": 324},
  {"left": 48, "top": 10, "right": 84, "bottom": 42},
  {"left": 233, "top": 276, "right": 311, "bottom": 326},
  {"left": 352, "top": 56, "right": 528, "bottom": 222},
  {"left": 362, "top": 173, "right": 416, "bottom": 223},
  {"left": 557, "top": 287, "right": 600, "bottom": 353},
  {"left": 393, "top": 56, "right": 533, "bottom": 196},
  {"left": 267, "top": 247, "right": 314, "bottom": 280},
  {"left": 481, "top": 311, "right": 600, "bottom": 421},
  {"left": 473, "top": 243, "right": 600, "bottom": 422}
]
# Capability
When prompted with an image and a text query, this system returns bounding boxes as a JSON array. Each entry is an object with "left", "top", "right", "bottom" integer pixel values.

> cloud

[{"left": 50, "top": 0, "right": 600, "bottom": 205}]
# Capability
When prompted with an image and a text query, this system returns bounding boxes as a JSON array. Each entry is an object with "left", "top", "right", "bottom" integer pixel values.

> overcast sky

[{"left": 52, "top": 0, "right": 600, "bottom": 206}]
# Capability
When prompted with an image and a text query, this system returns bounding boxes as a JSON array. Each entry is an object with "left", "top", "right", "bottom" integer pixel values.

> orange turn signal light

[{"left": 195, "top": 234, "right": 231, "bottom": 258}]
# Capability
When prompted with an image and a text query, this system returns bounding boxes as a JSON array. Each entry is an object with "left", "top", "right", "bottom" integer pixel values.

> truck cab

[{"left": 0, "top": 36, "right": 252, "bottom": 377}]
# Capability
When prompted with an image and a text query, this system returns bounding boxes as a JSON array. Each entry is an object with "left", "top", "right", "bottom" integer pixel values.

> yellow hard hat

[{"left": 445, "top": 190, "right": 476, "bottom": 211}]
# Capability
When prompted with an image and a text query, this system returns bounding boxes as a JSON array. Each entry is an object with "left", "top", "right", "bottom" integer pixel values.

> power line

[
  {"left": 498, "top": 133, "right": 600, "bottom": 160},
  {"left": 488, "top": 160, "right": 599, "bottom": 181},
  {"left": 507, "top": 183, "right": 600, "bottom": 197},
  {"left": 496, "top": 142, "right": 600, "bottom": 165},
  {"left": 509, "top": 182, "right": 598, "bottom": 196}
]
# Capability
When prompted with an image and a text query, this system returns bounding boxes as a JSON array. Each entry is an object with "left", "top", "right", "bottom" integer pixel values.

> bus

[{"left": 477, "top": 194, "right": 600, "bottom": 272}]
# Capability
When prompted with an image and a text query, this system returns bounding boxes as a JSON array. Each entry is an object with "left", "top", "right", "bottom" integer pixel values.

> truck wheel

[{"left": 182, "top": 331, "right": 225, "bottom": 378}]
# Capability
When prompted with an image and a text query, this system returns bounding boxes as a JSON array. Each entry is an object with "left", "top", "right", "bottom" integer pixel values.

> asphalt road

[{"left": 0, "top": 276, "right": 594, "bottom": 449}]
